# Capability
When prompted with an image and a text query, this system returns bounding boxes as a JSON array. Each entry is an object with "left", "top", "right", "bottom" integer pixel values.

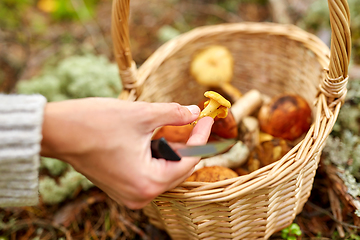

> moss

[
  {"left": 16, "top": 54, "right": 122, "bottom": 101},
  {"left": 40, "top": 157, "right": 68, "bottom": 176},
  {"left": 337, "top": 169, "right": 360, "bottom": 199},
  {"left": 323, "top": 78, "right": 360, "bottom": 216},
  {"left": 39, "top": 169, "right": 94, "bottom": 205}
]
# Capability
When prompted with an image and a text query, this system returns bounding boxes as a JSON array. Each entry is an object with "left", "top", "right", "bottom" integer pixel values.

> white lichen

[
  {"left": 39, "top": 168, "right": 94, "bottom": 205},
  {"left": 17, "top": 54, "right": 122, "bottom": 101},
  {"left": 41, "top": 157, "right": 68, "bottom": 176},
  {"left": 322, "top": 77, "right": 360, "bottom": 217}
]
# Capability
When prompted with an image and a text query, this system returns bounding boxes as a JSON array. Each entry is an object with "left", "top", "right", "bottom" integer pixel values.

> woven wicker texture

[{"left": 111, "top": 0, "right": 351, "bottom": 239}]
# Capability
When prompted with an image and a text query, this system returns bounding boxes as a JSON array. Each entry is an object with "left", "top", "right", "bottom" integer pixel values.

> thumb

[{"left": 148, "top": 102, "right": 200, "bottom": 129}]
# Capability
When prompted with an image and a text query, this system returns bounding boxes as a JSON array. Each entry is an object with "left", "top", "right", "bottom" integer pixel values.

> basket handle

[
  {"left": 111, "top": 0, "right": 138, "bottom": 100},
  {"left": 319, "top": 0, "right": 351, "bottom": 104},
  {"left": 269, "top": 0, "right": 351, "bottom": 176},
  {"left": 111, "top": 0, "right": 351, "bottom": 101}
]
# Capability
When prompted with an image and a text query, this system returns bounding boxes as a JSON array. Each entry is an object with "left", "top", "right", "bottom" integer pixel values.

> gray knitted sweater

[{"left": 0, "top": 94, "right": 47, "bottom": 207}]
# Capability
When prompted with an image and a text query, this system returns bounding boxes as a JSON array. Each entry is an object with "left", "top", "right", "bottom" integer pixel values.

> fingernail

[{"left": 185, "top": 105, "right": 200, "bottom": 115}]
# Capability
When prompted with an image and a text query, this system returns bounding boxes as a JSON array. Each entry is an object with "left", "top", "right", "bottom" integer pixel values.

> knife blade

[{"left": 151, "top": 137, "right": 236, "bottom": 161}]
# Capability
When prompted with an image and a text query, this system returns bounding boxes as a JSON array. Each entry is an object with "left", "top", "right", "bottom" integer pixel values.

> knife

[{"left": 151, "top": 137, "right": 236, "bottom": 161}]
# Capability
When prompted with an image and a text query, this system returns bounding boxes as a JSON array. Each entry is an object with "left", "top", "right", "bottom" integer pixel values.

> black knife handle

[{"left": 151, "top": 137, "right": 181, "bottom": 161}]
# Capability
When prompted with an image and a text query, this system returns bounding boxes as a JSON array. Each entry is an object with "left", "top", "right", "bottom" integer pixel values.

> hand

[{"left": 41, "top": 97, "right": 214, "bottom": 209}]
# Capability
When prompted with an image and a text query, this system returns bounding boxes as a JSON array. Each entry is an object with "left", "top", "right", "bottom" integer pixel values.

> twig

[
  {"left": 328, "top": 187, "right": 345, "bottom": 237},
  {"left": 3, "top": 219, "right": 72, "bottom": 240},
  {"left": 111, "top": 228, "right": 122, "bottom": 240},
  {"left": 92, "top": 208, "right": 105, "bottom": 232},
  {"left": 118, "top": 214, "right": 149, "bottom": 240},
  {"left": 306, "top": 201, "right": 360, "bottom": 230},
  {"left": 54, "top": 224, "right": 73, "bottom": 240}
]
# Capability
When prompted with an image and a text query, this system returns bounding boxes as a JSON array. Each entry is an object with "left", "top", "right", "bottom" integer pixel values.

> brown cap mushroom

[
  {"left": 152, "top": 124, "right": 194, "bottom": 143},
  {"left": 248, "top": 138, "right": 293, "bottom": 171},
  {"left": 186, "top": 166, "right": 238, "bottom": 182},
  {"left": 211, "top": 111, "right": 238, "bottom": 139},
  {"left": 258, "top": 93, "right": 312, "bottom": 141},
  {"left": 194, "top": 91, "right": 231, "bottom": 124},
  {"left": 190, "top": 45, "right": 242, "bottom": 101}
]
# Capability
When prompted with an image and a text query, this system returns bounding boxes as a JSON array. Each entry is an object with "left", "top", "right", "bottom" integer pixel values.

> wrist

[
  {"left": 40, "top": 102, "right": 64, "bottom": 159},
  {"left": 40, "top": 101, "right": 93, "bottom": 163}
]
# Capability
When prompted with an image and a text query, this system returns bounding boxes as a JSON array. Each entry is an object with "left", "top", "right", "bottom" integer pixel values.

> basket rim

[{"left": 136, "top": 21, "right": 331, "bottom": 89}]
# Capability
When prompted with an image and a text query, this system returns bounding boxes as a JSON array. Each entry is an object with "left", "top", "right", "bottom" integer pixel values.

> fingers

[
  {"left": 161, "top": 117, "right": 214, "bottom": 182},
  {"left": 186, "top": 117, "right": 214, "bottom": 146},
  {"left": 145, "top": 102, "right": 200, "bottom": 130}
]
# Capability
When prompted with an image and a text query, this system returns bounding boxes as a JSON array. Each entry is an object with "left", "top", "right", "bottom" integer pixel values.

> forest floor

[{"left": 1, "top": 0, "right": 360, "bottom": 239}]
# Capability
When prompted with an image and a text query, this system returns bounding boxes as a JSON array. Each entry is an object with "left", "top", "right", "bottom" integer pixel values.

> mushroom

[
  {"left": 239, "top": 116, "right": 260, "bottom": 150},
  {"left": 211, "top": 110, "right": 238, "bottom": 139},
  {"left": 152, "top": 124, "right": 194, "bottom": 143},
  {"left": 186, "top": 166, "right": 238, "bottom": 182},
  {"left": 194, "top": 141, "right": 249, "bottom": 171},
  {"left": 190, "top": 45, "right": 242, "bottom": 101},
  {"left": 231, "top": 89, "right": 263, "bottom": 124},
  {"left": 197, "top": 98, "right": 237, "bottom": 140},
  {"left": 248, "top": 138, "right": 293, "bottom": 170},
  {"left": 195, "top": 91, "right": 231, "bottom": 125},
  {"left": 258, "top": 93, "right": 312, "bottom": 141}
]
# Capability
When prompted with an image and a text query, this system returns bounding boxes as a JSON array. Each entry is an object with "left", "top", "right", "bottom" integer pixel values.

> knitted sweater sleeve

[{"left": 0, "top": 94, "right": 47, "bottom": 207}]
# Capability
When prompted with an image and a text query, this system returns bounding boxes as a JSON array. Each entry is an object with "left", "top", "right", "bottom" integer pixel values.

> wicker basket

[{"left": 111, "top": 1, "right": 351, "bottom": 239}]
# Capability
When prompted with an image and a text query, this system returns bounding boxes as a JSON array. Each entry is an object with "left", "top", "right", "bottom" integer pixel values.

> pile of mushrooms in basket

[{"left": 152, "top": 45, "right": 312, "bottom": 183}]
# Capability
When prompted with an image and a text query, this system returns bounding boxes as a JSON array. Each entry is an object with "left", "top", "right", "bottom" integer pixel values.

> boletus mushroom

[
  {"left": 247, "top": 138, "right": 293, "bottom": 171},
  {"left": 190, "top": 45, "right": 242, "bottom": 101},
  {"left": 258, "top": 93, "right": 312, "bottom": 141},
  {"left": 211, "top": 111, "right": 238, "bottom": 139},
  {"left": 186, "top": 166, "right": 238, "bottom": 182}
]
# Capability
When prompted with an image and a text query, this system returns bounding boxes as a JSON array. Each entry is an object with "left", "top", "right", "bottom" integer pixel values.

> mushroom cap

[
  {"left": 204, "top": 91, "right": 231, "bottom": 108},
  {"left": 203, "top": 100, "right": 210, "bottom": 108},
  {"left": 216, "top": 106, "right": 229, "bottom": 118},
  {"left": 258, "top": 93, "right": 312, "bottom": 141},
  {"left": 152, "top": 124, "right": 194, "bottom": 143},
  {"left": 190, "top": 45, "right": 234, "bottom": 87},
  {"left": 186, "top": 166, "right": 238, "bottom": 182},
  {"left": 212, "top": 110, "right": 238, "bottom": 139}
]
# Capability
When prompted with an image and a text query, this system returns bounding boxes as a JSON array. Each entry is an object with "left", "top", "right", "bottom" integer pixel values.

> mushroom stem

[
  {"left": 207, "top": 110, "right": 221, "bottom": 119},
  {"left": 194, "top": 91, "right": 231, "bottom": 125},
  {"left": 231, "top": 89, "right": 263, "bottom": 124},
  {"left": 199, "top": 99, "right": 221, "bottom": 118},
  {"left": 220, "top": 83, "right": 242, "bottom": 102},
  {"left": 194, "top": 141, "right": 250, "bottom": 171}
]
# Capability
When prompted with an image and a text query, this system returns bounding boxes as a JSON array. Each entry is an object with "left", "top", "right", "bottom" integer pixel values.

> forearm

[
  {"left": 40, "top": 101, "right": 92, "bottom": 161},
  {"left": 40, "top": 98, "right": 120, "bottom": 165},
  {"left": 0, "top": 94, "right": 47, "bottom": 207}
]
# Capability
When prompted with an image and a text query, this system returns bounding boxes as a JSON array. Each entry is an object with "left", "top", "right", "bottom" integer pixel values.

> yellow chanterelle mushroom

[{"left": 194, "top": 91, "right": 231, "bottom": 124}]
